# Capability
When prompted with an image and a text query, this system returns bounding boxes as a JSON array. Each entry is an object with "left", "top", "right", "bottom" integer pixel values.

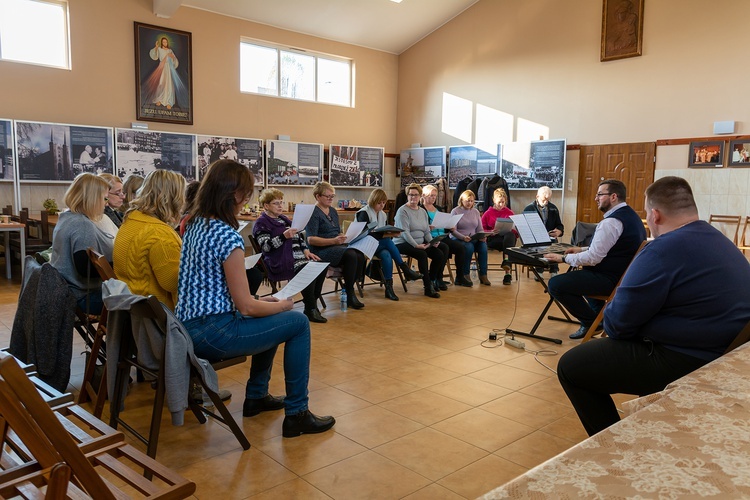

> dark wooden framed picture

[
  {"left": 134, "top": 22, "right": 193, "bottom": 125},
  {"left": 688, "top": 140, "right": 725, "bottom": 168},
  {"left": 601, "top": 0, "right": 644, "bottom": 62},
  {"left": 728, "top": 140, "right": 750, "bottom": 166}
]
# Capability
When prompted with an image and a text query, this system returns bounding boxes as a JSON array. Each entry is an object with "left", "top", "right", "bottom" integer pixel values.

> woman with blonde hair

[
  {"left": 113, "top": 169, "right": 185, "bottom": 310},
  {"left": 482, "top": 188, "right": 516, "bottom": 285},
  {"left": 50, "top": 173, "right": 114, "bottom": 313},
  {"left": 305, "top": 181, "right": 366, "bottom": 310},
  {"left": 121, "top": 174, "right": 144, "bottom": 213},
  {"left": 356, "top": 188, "right": 422, "bottom": 300},
  {"left": 450, "top": 190, "right": 490, "bottom": 285}
]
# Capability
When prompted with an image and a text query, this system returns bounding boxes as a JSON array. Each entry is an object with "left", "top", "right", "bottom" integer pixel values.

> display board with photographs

[
  {"left": 447, "top": 145, "right": 498, "bottom": 189},
  {"left": 399, "top": 146, "right": 447, "bottom": 188},
  {"left": 0, "top": 119, "right": 13, "bottom": 182},
  {"left": 15, "top": 121, "right": 114, "bottom": 182},
  {"left": 115, "top": 128, "right": 196, "bottom": 181},
  {"left": 266, "top": 140, "right": 323, "bottom": 187},
  {"left": 329, "top": 144, "right": 384, "bottom": 188},
  {"left": 500, "top": 139, "right": 566, "bottom": 190},
  {"left": 197, "top": 135, "right": 264, "bottom": 184}
]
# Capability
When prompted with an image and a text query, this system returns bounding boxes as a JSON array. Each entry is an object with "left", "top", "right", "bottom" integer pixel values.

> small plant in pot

[{"left": 43, "top": 198, "right": 59, "bottom": 215}]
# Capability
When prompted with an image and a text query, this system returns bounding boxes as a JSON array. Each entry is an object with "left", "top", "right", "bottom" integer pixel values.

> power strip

[{"left": 506, "top": 338, "right": 525, "bottom": 349}]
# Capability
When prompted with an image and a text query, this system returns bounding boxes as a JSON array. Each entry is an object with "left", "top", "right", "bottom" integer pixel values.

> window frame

[
  {"left": 0, "top": 0, "right": 71, "bottom": 70},
  {"left": 240, "top": 38, "right": 353, "bottom": 108}
]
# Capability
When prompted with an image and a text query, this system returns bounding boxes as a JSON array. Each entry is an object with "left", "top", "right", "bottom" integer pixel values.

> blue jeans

[
  {"left": 183, "top": 310, "right": 311, "bottom": 415},
  {"left": 457, "top": 240, "right": 488, "bottom": 275},
  {"left": 375, "top": 238, "right": 404, "bottom": 279}
]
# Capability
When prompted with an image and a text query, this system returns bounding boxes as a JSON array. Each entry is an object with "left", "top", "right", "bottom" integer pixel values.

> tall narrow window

[
  {"left": 0, "top": 0, "right": 70, "bottom": 69},
  {"left": 240, "top": 40, "right": 353, "bottom": 107}
]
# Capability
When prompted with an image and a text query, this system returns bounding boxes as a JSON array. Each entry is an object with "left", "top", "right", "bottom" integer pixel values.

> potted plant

[{"left": 43, "top": 198, "right": 59, "bottom": 215}]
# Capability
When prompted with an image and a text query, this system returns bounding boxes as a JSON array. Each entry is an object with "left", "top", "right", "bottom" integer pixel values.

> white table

[{"left": 1, "top": 223, "right": 25, "bottom": 280}]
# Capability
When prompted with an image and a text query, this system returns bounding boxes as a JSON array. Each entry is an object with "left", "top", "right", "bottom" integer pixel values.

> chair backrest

[
  {"left": 571, "top": 221, "right": 597, "bottom": 246},
  {"left": 708, "top": 214, "right": 742, "bottom": 244},
  {"left": 738, "top": 215, "right": 750, "bottom": 252},
  {"left": 86, "top": 247, "right": 116, "bottom": 280}
]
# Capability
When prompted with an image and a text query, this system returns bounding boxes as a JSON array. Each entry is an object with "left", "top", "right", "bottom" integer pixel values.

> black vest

[{"left": 587, "top": 204, "right": 646, "bottom": 278}]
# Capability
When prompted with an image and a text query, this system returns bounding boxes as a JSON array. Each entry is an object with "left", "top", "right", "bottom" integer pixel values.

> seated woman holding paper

[
  {"left": 177, "top": 159, "right": 335, "bottom": 435},
  {"left": 481, "top": 188, "right": 516, "bottom": 285},
  {"left": 450, "top": 190, "right": 490, "bottom": 286},
  {"left": 393, "top": 183, "right": 447, "bottom": 298},
  {"left": 421, "top": 184, "right": 470, "bottom": 287},
  {"left": 305, "top": 181, "right": 366, "bottom": 310},
  {"left": 253, "top": 188, "right": 327, "bottom": 323},
  {"left": 356, "top": 188, "right": 422, "bottom": 301}
]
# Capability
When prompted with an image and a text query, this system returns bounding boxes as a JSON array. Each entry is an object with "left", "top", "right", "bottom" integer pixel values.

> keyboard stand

[{"left": 504, "top": 267, "right": 567, "bottom": 345}]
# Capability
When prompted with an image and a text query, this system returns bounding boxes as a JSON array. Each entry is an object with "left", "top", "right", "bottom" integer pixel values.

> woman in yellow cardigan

[{"left": 113, "top": 170, "right": 185, "bottom": 310}]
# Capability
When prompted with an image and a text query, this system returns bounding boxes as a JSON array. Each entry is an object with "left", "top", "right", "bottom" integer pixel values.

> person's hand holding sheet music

[{"left": 283, "top": 227, "right": 299, "bottom": 239}]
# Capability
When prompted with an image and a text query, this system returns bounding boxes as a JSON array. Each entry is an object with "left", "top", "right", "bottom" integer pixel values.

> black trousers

[
  {"left": 296, "top": 264, "right": 326, "bottom": 311},
  {"left": 396, "top": 242, "right": 447, "bottom": 288},
  {"left": 486, "top": 232, "right": 516, "bottom": 253},
  {"left": 339, "top": 248, "right": 365, "bottom": 295},
  {"left": 557, "top": 338, "right": 708, "bottom": 436},
  {"left": 443, "top": 237, "right": 467, "bottom": 278}
]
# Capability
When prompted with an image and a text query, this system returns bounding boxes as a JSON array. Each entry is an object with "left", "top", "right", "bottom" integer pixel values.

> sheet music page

[
  {"left": 493, "top": 218, "right": 514, "bottom": 236},
  {"left": 244, "top": 253, "right": 261, "bottom": 270},
  {"left": 290, "top": 204, "right": 315, "bottom": 231},
  {"left": 525, "top": 212, "right": 552, "bottom": 243},
  {"left": 273, "top": 261, "right": 329, "bottom": 300},
  {"left": 349, "top": 235, "right": 379, "bottom": 260},
  {"left": 344, "top": 221, "right": 367, "bottom": 243},
  {"left": 238, "top": 220, "right": 250, "bottom": 233},
  {"left": 431, "top": 211, "right": 463, "bottom": 229}
]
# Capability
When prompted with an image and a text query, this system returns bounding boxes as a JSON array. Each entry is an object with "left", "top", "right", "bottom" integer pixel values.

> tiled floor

[{"left": 0, "top": 255, "right": 616, "bottom": 499}]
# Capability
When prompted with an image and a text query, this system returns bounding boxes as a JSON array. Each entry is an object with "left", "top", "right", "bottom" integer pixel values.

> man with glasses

[{"left": 543, "top": 179, "right": 646, "bottom": 339}]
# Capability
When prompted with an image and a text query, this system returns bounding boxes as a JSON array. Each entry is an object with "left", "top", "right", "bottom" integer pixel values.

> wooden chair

[
  {"left": 76, "top": 248, "right": 114, "bottom": 418},
  {"left": 9, "top": 211, "right": 51, "bottom": 265},
  {"left": 708, "top": 214, "right": 742, "bottom": 245},
  {"left": 109, "top": 295, "right": 251, "bottom": 459},
  {"left": 580, "top": 240, "right": 649, "bottom": 342},
  {"left": 0, "top": 352, "right": 196, "bottom": 498},
  {"left": 360, "top": 254, "right": 409, "bottom": 293},
  {"left": 738, "top": 215, "right": 749, "bottom": 254}
]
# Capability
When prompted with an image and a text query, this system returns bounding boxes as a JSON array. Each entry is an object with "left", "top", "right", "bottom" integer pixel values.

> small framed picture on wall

[
  {"left": 728, "top": 140, "right": 750, "bottom": 166},
  {"left": 688, "top": 140, "right": 725, "bottom": 168}
]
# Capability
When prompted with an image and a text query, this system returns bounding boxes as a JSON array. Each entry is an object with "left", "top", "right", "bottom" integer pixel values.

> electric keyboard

[{"left": 505, "top": 242, "right": 574, "bottom": 267}]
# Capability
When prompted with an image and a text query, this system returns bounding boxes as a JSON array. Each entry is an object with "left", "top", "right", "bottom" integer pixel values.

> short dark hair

[
  {"left": 183, "top": 180, "right": 201, "bottom": 214},
  {"left": 645, "top": 176, "right": 697, "bottom": 215},
  {"left": 599, "top": 179, "right": 626, "bottom": 200},
  {"left": 191, "top": 159, "right": 253, "bottom": 229}
]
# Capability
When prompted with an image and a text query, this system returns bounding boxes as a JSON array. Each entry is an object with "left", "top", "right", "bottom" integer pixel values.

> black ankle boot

[
  {"left": 384, "top": 279, "right": 399, "bottom": 301},
  {"left": 424, "top": 281, "right": 440, "bottom": 298},
  {"left": 399, "top": 262, "right": 422, "bottom": 281},
  {"left": 347, "top": 292, "right": 364, "bottom": 309},
  {"left": 282, "top": 409, "right": 336, "bottom": 438}
]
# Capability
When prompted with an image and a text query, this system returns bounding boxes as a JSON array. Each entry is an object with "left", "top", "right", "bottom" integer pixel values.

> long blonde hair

[
  {"left": 127, "top": 170, "right": 186, "bottom": 225},
  {"left": 64, "top": 173, "right": 109, "bottom": 220}
]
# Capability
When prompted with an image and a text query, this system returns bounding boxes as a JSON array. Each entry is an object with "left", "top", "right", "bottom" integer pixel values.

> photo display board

[
  {"left": 115, "top": 128, "right": 196, "bottom": 181},
  {"left": 448, "top": 145, "right": 498, "bottom": 189},
  {"left": 266, "top": 140, "right": 323, "bottom": 187},
  {"left": 0, "top": 119, "right": 13, "bottom": 182},
  {"left": 197, "top": 135, "right": 264, "bottom": 185},
  {"left": 329, "top": 144, "right": 384, "bottom": 188},
  {"left": 15, "top": 121, "right": 114, "bottom": 182},
  {"left": 500, "top": 139, "right": 566, "bottom": 190},
  {"left": 399, "top": 146, "right": 446, "bottom": 188}
]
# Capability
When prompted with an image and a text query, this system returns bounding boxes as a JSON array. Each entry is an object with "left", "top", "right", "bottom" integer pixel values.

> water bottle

[
  {"left": 470, "top": 261, "right": 478, "bottom": 280},
  {"left": 340, "top": 289, "right": 347, "bottom": 311}
]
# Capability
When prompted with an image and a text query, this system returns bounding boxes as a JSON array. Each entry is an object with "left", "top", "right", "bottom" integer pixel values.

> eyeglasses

[
  {"left": 104, "top": 197, "right": 109, "bottom": 202},
  {"left": 319, "top": 194, "right": 335, "bottom": 200},
  {"left": 109, "top": 190, "right": 125, "bottom": 197},
  {"left": 268, "top": 201, "right": 284, "bottom": 206},
  {"left": 595, "top": 192, "right": 611, "bottom": 198},
  {"left": 407, "top": 193, "right": 420, "bottom": 198}
]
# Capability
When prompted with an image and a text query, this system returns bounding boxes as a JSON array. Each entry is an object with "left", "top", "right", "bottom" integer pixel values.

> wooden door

[{"left": 577, "top": 142, "right": 655, "bottom": 223}]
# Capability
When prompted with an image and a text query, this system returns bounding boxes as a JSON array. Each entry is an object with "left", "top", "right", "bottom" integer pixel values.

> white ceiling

[{"left": 159, "top": 0, "right": 479, "bottom": 54}]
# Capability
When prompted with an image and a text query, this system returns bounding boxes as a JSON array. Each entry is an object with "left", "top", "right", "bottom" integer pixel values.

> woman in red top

[{"left": 481, "top": 188, "right": 516, "bottom": 285}]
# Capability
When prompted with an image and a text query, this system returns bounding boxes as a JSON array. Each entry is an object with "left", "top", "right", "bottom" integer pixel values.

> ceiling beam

[{"left": 153, "top": 0, "right": 183, "bottom": 18}]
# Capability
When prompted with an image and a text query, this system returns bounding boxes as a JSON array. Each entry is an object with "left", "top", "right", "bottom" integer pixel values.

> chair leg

[
  {"left": 194, "top": 370, "right": 251, "bottom": 451},
  {"left": 581, "top": 304, "right": 608, "bottom": 343}
]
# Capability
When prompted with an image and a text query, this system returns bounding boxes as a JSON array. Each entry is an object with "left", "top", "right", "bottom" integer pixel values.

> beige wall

[
  {"left": 0, "top": 0, "right": 399, "bottom": 211},
  {"left": 397, "top": 0, "right": 750, "bottom": 235}
]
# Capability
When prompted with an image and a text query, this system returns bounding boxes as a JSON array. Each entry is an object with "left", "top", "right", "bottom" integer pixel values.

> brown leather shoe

[{"left": 479, "top": 275, "right": 491, "bottom": 286}]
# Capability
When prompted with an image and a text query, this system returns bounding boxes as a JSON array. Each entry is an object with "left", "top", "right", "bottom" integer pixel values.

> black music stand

[{"left": 503, "top": 266, "right": 572, "bottom": 345}]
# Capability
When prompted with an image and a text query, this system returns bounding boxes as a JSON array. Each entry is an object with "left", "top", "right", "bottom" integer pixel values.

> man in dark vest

[{"left": 543, "top": 179, "right": 646, "bottom": 339}]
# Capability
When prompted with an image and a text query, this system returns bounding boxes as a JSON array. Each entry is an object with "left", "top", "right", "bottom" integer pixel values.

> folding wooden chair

[
  {"left": 738, "top": 215, "right": 749, "bottom": 255},
  {"left": 580, "top": 240, "right": 649, "bottom": 342},
  {"left": 109, "top": 295, "right": 251, "bottom": 460},
  {"left": 708, "top": 214, "right": 742, "bottom": 245},
  {"left": 0, "top": 352, "right": 196, "bottom": 498}
]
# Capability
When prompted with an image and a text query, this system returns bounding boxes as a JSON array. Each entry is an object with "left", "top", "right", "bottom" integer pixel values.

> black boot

[
  {"left": 282, "top": 409, "right": 336, "bottom": 438},
  {"left": 347, "top": 291, "right": 364, "bottom": 309},
  {"left": 399, "top": 262, "right": 422, "bottom": 281},
  {"left": 424, "top": 281, "right": 440, "bottom": 298},
  {"left": 384, "top": 279, "right": 399, "bottom": 301}
]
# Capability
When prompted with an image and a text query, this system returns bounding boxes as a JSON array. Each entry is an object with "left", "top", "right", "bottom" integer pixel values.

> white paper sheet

[
  {"left": 344, "top": 221, "right": 367, "bottom": 243},
  {"left": 272, "top": 261, "right": 329, "bottom": 300},
  {"left": 509, "top": 213, "right": 552, "bottom": 245},
  {"left": 431, "top": 211, "right": 463, "bottom": 229},
  {"left": 244, "top": 253, "right": 261, "bottom": 270},
  {"left": 348, "top": 235, "right": 379, "bottom": 260},
  {"left": 290, "top": 204, "right": 315, "bottom": 231}
]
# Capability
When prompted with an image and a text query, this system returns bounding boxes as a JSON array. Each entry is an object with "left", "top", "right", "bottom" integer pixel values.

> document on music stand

[
  {"left": 509, "top": 213, "right": 553, "bottom": 245},
  {"left": 273, "top": 261, "right": 329, "bottom": 300},
  {"left": 290, "top": 204, "right": 315, "bottom": 231},
  {"left": 244, "top": 253, "right": 261, "bottom": 270},
  {"left": 431, "top": 211, "right": 463, "bottom": 229}
]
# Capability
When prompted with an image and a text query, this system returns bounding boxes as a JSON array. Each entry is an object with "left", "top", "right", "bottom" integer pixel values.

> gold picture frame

[{"left": 601, "top": 0, "right": 644, "bottom": 62}]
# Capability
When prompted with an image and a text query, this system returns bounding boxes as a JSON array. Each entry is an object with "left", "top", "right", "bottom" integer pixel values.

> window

[
  {"left": 0, "top": 0, "right": 70, "bottom": 69},
  {"left": 240, "top": 40, "right": 352, "bottom": 107}
]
